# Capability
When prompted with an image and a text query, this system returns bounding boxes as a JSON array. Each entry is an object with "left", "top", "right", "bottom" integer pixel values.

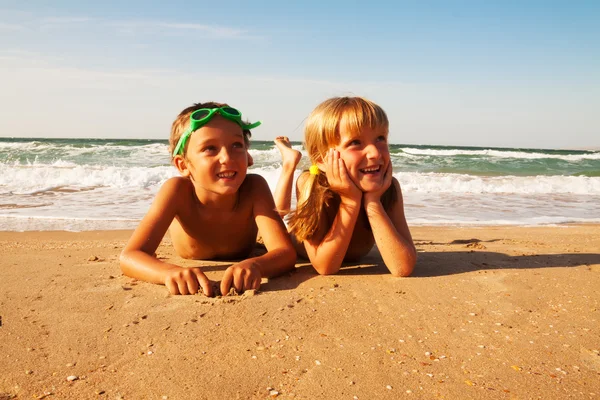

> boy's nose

[{"left": 219, "top": 147, "right": 232, "bottom": 163}]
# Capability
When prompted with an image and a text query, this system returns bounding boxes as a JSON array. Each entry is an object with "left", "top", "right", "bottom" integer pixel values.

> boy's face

[
  {"left": 181, "top": 115, "right": 249, "bottom": 196},
  {"left": 333, "top": 117, "right": 390, "bottom": 193}
]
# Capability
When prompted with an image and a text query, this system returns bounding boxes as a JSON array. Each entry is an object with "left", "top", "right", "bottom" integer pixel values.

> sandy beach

[{"left": 1, "top": 225, "right": 599, "bottom": 399}]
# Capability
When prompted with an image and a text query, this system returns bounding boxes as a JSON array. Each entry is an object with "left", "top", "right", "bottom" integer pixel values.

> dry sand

[{"left": 1, "top": 225, "right": 599, "bottom": 399}]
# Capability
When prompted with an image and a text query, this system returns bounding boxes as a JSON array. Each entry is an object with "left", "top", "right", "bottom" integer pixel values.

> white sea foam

[
  {"left": 0, "top": 163, "right": 176, "bottom": 193},
  {"left": 395, "top": 172, "right": 600, "bottom": 195},
  {"left": 400, "top": 147, "right": 600, "bottom": 161},
  {"left": 1, "top": 163, "right": 599, "bottom": 198}
]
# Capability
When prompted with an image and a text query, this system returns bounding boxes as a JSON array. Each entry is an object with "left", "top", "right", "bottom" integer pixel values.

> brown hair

[
  {"left": 169, "top": 101, "right": 252, "bottom": 160},
  {"left": 287, "top": 96, "right": 397, "bottom": 242}
]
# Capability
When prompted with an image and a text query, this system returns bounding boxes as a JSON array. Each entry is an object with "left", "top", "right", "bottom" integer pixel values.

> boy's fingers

[
  {"left": 194, "top": 270, "right": 213, "bottom": 297},
  {"left": 165, "top": 279, "right": 180, "bottom": 295},
  {"left": 252, "top": 276, "right": 261, "bottom": 290},
  {"left": 233, "top": 273, "right": 244, "bottom": 293},
  {"left": 220, "top": 268, "right": 234, "bottom": 297},
  {"left": 186, "top": 275, "right": 199, "bottom": 295},
  {"left": 244, "top": 273, "right": 256, "bottom": 291},
  {"left": 177, "top": 279, "right": 190, "bottom": 295}
]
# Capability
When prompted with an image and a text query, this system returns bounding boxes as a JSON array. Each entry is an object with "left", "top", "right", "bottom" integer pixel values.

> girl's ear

[
  {"left": 173, "top": 155, "right": 191, "bottom": 177},
  {"left": 315, "top": 151, "right": 327, "bottom": 172}
]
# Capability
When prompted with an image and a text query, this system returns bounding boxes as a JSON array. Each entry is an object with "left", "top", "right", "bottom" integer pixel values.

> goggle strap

[
  {"left": 172, "top": 128, "right": 192, "bottom": 157},
  {"left": 242, "top": 121, "right": 261, "bottom": 130}
]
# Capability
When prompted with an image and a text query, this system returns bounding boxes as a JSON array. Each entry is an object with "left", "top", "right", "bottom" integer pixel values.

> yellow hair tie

[{"left": 309, "top": 165, "right": 320, "bottom": 175}]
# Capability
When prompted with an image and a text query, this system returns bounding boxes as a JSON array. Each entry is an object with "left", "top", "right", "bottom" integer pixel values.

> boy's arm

[
  {"left": 364, "top": 176, "right": 417, "bottom": 277},
  {"left": 220, "top": 175, "right": 296, "bottom": 294},
  {"left": 120, "top": 178, "right": 212, "bottom": 295}
]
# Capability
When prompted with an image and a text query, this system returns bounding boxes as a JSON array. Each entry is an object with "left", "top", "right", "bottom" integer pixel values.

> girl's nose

[{"left": 366, "top": 144, "right": 382, "bottom": 159}]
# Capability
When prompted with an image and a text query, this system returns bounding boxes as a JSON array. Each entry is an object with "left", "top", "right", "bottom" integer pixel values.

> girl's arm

[
  {"left": 303, "top": 198, "right": 361, "bottom": 275},
  {"left": 364, "top": 168, "right": 417, "bottom": 277},
  {"left": 120, "top": 178, "right": 213, "bottom": 295},
  {"left": 220, "top": 175, "right": 297, "bottom": 294},
  {"left": 303, "top": 149, "right": 363, "bottom": 275}
]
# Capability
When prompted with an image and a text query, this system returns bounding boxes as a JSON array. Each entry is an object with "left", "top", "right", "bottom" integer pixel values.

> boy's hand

[
  {"left": 220, "top": 260, "right": 262, "bottom": 295},
  {"left": 325, "top": 149, "right": 362, "bottom": 204},
  {"left": 363, "top": 162, "right": 393, "bottom": 205},
  {"left": 164, "top": 266, "right": 213, "bottom": 296}
]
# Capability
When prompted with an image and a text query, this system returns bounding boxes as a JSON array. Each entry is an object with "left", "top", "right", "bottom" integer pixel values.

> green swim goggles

[{"left": 172, "top": 106, "right": 261, "bottom": 157}]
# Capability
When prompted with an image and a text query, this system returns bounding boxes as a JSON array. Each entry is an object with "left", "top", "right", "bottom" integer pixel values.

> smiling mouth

[
  {"left": 217, "top": 171, "right": 236, "bottom": 178},
  {"left": 360, "top": 166, "right": 381, "bottom": 174}
]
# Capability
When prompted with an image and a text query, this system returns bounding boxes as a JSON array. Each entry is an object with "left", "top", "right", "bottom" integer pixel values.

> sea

[{"left": 1, "top": 137, "right": 599, "bottom": 231}]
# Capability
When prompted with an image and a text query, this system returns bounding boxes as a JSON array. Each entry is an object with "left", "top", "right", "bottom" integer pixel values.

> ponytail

[{"left": 287, "top": 171, "right": 333, "bottom": 242}]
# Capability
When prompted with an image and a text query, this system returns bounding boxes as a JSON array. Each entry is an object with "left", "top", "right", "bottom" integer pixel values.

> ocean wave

[
  {"left": 395, "top": 172, "right": 600, "bottom": 195},
  {"left": 2, "top": 162, "right": 600, "bottom": 195},
  {"left": 0, "top": 164, "right": 177, "bottom": 193},
  {"left": 0, "top": 141, "right": 171, "bottom": 166},
  {"left": 399, "top": 147, "right": 600, "bottom": 161}
]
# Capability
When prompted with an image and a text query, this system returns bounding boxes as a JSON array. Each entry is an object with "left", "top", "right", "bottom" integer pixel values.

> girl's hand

[
  {"left": 325, "top": 149, "right": 362, "bottom": 205},
  {"left": 363, "top": 162, "right": 393, "bottom": 205}
]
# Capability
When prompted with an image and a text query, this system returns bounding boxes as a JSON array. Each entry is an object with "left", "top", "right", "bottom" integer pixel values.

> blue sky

[{"left": 0, "top": 1, "right": 598, "bottom": 148}]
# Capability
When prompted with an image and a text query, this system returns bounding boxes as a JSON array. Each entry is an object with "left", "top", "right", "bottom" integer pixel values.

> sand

[{"left": 1, "top": 225, "right": 599, "bottom": 399}]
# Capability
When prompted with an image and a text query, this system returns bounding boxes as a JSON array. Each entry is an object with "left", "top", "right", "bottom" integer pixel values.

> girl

[{"left": 274, "top": 97, "right": 416, "bottom": 277}]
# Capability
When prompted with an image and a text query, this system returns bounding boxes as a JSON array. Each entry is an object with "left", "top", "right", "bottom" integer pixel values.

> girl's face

[
  {"left": 333, "top": 119, "right": 391, "bottom": 193},
  {"left": 180, "top": 116, "right": 249, "bottom": 199}
]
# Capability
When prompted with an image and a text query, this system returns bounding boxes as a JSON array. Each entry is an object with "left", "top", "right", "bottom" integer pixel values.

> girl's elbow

[
  {"left": 392, "top": 252, "right": 417, "bottom": 278},
  {"left": 313, "top": 262, "right": 340, "bottom": 276},
  {"left": 392, "top": 266, "right": 414, "bottom": 278},
  {"left": 283, "top": 249, "right": 297, "bottom": 272},
  {"left": 119, "top": 250, "right": 133, "bottom": 274}
]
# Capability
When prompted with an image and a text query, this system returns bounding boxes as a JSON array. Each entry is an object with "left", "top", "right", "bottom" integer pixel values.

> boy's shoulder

[
  {"left": 162, "top": 176, "right": 194, "bottom": 191},
  {"left": 241, "top": 173, "right": 270, "bottom": 193},
  {"left": 236, "top": 173, "right": 273, "bottom": 207},
  {"left": 156, "top": 177, "right": 195, "bottom": 201}
]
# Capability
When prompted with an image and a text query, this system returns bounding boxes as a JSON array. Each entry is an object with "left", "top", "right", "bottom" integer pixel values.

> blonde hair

[
  {"left": 287, "top": 96, "right": 396, "bottom": 242},
  {"left": 169, "top": 101, "right": 252, "bottom": 160}
]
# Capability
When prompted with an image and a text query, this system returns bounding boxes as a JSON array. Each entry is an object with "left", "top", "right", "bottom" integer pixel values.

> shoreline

[
  {"left": 1, "top": 225, "right": 599, "bottom": 398},
  {"left": 2, "top": 221, "right": 600, "bottom": 234}
]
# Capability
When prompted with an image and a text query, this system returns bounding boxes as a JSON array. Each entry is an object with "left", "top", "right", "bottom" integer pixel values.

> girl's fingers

[
  {"left": 384, "top": 162, "right": 393, "bottom": 187},
  {"left": 333, "top": 149, "right": 342, "bottom": 183}
]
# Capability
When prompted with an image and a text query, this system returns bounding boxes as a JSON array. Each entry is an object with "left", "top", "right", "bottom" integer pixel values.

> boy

[{"left": 120, "top": 102, "right": 296, "bottom": 296}]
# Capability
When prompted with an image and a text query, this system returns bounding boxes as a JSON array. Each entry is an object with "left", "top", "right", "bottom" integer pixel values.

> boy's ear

[{"left": 173, "top": 155, "right": 191, "bottom": 177}]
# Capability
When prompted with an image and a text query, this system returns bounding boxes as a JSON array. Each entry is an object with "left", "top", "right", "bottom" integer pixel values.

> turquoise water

[
  {"left": 1, "top": 137, "right": 599, "bottom": 230},
  {"left": 2, "top": 137, "right": 598, "bottom": 176}
]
